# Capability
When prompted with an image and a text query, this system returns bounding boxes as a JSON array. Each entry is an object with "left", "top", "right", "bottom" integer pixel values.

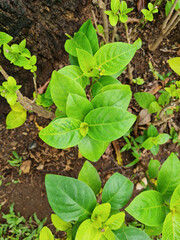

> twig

[
  {"left": 111, "top": 25, "right": 117, "bottom": 42},
  {"left": 0, "top": 65, "right": 55, "bottom": 120},
  {"left": 98, "top": 0, "right": 109, "bottom": 42}
]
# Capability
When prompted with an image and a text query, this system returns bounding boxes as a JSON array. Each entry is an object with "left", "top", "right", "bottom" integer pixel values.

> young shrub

[
  {"left": 126, "top": 152, "right": 180, "bottom": 239},
  {"left": 39, "top": 160, "right": 151, "bottom": 240}
]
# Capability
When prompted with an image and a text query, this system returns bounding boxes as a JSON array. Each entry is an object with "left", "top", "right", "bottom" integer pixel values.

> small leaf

[
  {"left": 168, "top": 57, "right": 180, "bottom": 75},
  {"left": 77, "top": 48, "right": 96, "bottom": 73},
  {"left": 133, "top": 38, "right": 142, "bottom": 50},
  {"left": 39, "top": 118, "right": 83, "bottom": 149},
  {"left": 18, "top": 39, "right": 26, "bottom": 52},
  {"left": 156, "top": 134, "right": 170, "bottom": 145},
  {"left": 105, "top": 212, "right": 125, "bottom": 230},
  {"left": 157, "top": 152, "right": 180, "bottom": 202},
  {"left": 6, "top": 110, "right": 27, "bottom": 129},
  {"left": 66, "top": 93, "right": 93, "bottom": 121},
  {"left": 142, "top": 137, "right": 154, "bottom": 150},
  {"left": 0, "top": 32, "right": 13, "bottom": 47},
  {"left": 91, "top": 203, "right": 111, "bottom": 223},
  {"left": 45, "top": 174, "right": 97, "bottom": 222},
  {"left": 29, "top": 55, "right": 37, "bottom": 65},
  {"left": 148, "top": 101, "right": 162, "bottom": 113},
  {"left": 102, "top": 172, "right": 133, "bottom": 209},
  {"left": 51, "top": 214, "right": 72, "bottom": 231},
  {"left": 148, "top": 159, "right": 160, "bottom": 178},
  {"left": 80, "top": 122, "right": 89, "bottom": 137},
  {"left": 78, "top": 160, "right": 101, "bottom": 195},
  {"left": 111, "top": 0, "right": 120, "bottom": 13},
  {"left": 126, "top": 190, "right": 166, "bottom": 226},
  {"left": 147, "top": 125, "right": 158, "bottom": 137},
  {"left": 134, "top": 92, "right": 156, "bottom": 109},
  {"left": 78, "top": 135, "right": 109, "bottom": 162},
  {"left": 39, "top": 226, "right": 54, "bottom": 240}
]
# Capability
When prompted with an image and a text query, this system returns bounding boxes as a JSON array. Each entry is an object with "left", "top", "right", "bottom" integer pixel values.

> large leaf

[
  {"left": 94, "top": 42, "right": 136, "bottom": 75},
  {"left": 39, "top": 118, "right": 83, "bottom": 149},
  {"left": 168, "top": 57, "right": 180, "bottom": 75},
  {"left": 134, "top": 92, "right": 156, "bottom": 109},
  {"left": 45, "top": 174, "right": 97, "bottom": 222},
  {"left": 84, "top": 107, "right": 136, "bottom": 142},
  {"left": 102, "top": 172, "right": 133, "bottom": 209},
  {"left": 170, "top": 183, "right": 180, "bottom": 212},
  {"left": 50, "top": 71, "right": 86, "bottom": 112},
  {"left": 78, "top": 161, "right": 101, "bottom": 195},
  {"left": 92, "top": 76, "right": 120, "bottom": 97},
  {"left": 162, "top": 212, "right": 180, "bottom": 240},
  {"left": 6, "top": 110, "right": 27, "bottom": 129},
  {"left": 126, "top": 190, "right": 166, "bottom": 226},
  {"left": 79, "top": 19, "right": 99, "bottom": 54},
  {"left": 91, "top": 86, "right": 131, "bottom": 110},
  {"left": 78, "top": 135, "right": 109, "bottom": 162},
  {"left": 157, "top": 153, "right": 180, "bottom": 202},
  {"left": 58, "top": 65, "right": 89, "bottom": 89},
  {"left": 113, "top": 227, "right": 151, "bottom": 240},
  {"left": 65, "top": 31, "right": 92, "bottom": 57},
  {"left": 66, "top": 93, "right": 93, "bottom": 121}
]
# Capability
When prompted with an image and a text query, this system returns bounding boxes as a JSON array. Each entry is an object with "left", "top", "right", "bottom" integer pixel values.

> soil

[{"left": 0, "top": 0, "right": 180, "bottom": 238}]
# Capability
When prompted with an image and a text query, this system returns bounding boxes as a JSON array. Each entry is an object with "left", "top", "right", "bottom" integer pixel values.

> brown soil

[{"left": 0, "top": 0, "right": 180, "bottom": 238}]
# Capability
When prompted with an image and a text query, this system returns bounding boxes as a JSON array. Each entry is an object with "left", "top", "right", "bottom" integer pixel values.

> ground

[{"left": 0, "top": 0, "right": 180, "bottom": 238}]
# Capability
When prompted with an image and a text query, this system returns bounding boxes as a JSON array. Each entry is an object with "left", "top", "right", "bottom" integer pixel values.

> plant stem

[
  {"left": 98, "top": 0, "right": 109, "bottom": 42},
  {"left": 0, "top": 65, "right": 55, "bottom": 120}
]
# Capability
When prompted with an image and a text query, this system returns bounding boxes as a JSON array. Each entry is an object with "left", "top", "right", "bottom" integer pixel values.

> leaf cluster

[{"left": 141, "top": 3, "right": 158, "bottom": 22}]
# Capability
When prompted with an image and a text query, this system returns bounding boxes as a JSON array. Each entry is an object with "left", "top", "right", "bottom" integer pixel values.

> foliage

[
  {"left": 126, "top": 152, "right": 180, "bottom": 239},
  {"left": 136, "top": 125, "right": 170, "bottom": 155},
  {"left": 8, "top": 151, "right": 22, "bottom": 168},
  {"left": 165, "top": 0, "right": 180, "bottom": 16},
  {"left": 0, "top": 203, "right": 46, "bottom": 240},
  {"left": 39, "top": 160, "right": 150, "bottom": 240},
  {"left": 105, "top": 0, "right": 133, "bottom": 25},
  {"left": 141, "top": 3, "right": 158, "bottom": 22}
]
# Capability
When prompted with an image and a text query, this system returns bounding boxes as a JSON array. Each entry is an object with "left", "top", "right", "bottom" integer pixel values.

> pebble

[{"left": 28, "top": 141, "right": 37, "bottom": 150}]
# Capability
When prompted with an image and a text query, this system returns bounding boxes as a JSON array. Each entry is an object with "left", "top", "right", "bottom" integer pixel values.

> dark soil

[{"left": 0, "top": 0, "right": 180, "bottom": 238}]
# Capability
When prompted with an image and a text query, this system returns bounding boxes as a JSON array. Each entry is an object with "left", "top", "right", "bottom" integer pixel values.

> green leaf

[
  {"left": 168, "top": 57, "right": 180, "bottom": 75},
  {"left": 92, "top": 203, "right": 111, "bottom": 223},
  {"left": 109, "top": 14, "right": 119, "bottom": 26},
  {"left": 119, "top": 14, "right": 128, "bottom": 23},
  {"left": 78, "top": 135, "right": 109, "bottom": 162},
  {"left": 50, "top": 71, "right": 86, "bottom": 112},
  {"left": 157, "top": 152, "right": 180, "bottom": 202},
  {"left": 148, "top": 159, "right": 160, "bottom": 178},
  {"left": 78, "top": 160, "right": 101, "bottom": 195},
  {"left": 39, "top": 226, "right": 54, "bottom": 240},
  {"left": 147, "top": 125, "right": 158, "bottom": 137},
  {"left": 77, "top": 48, "right": 96, "bottom": 73},
  {"left": 39, "top": 118, "right": 83, "bottom": 149},
  {"left": 162, "top": 212, "right": 180, "bottom": 240},
  {"left": 84, "top": 107, "right": 136, "bottom": 142},
  {"left": 29, "top": 55, "right": 37, "bottom": 65},
  {"left": 156, "top": 134, "right": 170, "bottom": 145},
  {"left": 145, "top": 224, "right": 163, "bottom": 237},
  {"left": 170, "top": 183, "right": 180, "bottom": 212},
  {"left": 113, "top": 227, "right": 151, "bottom": 240},
  {"left": 0, "top": 32, "right": 13, "bottom": 47},
  {"left": 66, "top": 93, "right": 93, "bottom": 121},
  {"left": 150, "top": 144, "right": 159, "bottom": 155},
  {"left": 10, "top": 102, "right": 25, "bottom": 112},
  {"left": 18, "top": 39, "right": 26, "bottom": 52},
  {"left": 6, "top": 92, "right": 17, "bottom": 105},
  {"left": 45, "top": 174, "right": 97, "bottom": 222},
  {"left": 80, "top": 122, "right": 89, "bottom": 137},
  {"left": 65, "top": 31, "right": 92, "bottom": 57},
  {"left": 58, "top": 65, "right": 89, "bottom": 89},
  {"left": 51, "top": 214, "right": 72, "bottom": 231},
  {"left": 102, "top": 172, "right": 133, "bottom": 209},
  {"left": 92, "top": 76, "right": 120, "bottom": 97},
  {"left": 75, "top": 219, "right": 101, "bottom": 240},
  {"left": 111, "top": 0, "right": 120, "bottom": 13},
  {"left": 133, "top": 38, "right": 142, "bottom": 50},
  {"left": 79, "top": 19, "right": 99, "bottom": 54},
  {"left": 104, "top": 227, "right": 115, "bottom": 240},
  {"left": 91, "top": 86, "right": 131, "bottom": 110},
  {"left": 105, "top": 212, "right": 125, "bottom": 230},
  {"left": 14, "top": 55, "right": 29, "bottom": 67},
  {"left": 126, "top": 190, "right": 166, "bottom": 226},
  {"left": 142, "top": 137, "right": 154, "bottom": 150},
  {"left": 94, "top": 42, "right": 136, "bottom": 75},
  {"left": 134, "top": 92, "right": 156, "bottom": 109},
  {"left": 148, "top": 101, "right": 162, "bottom": 113},
  {"left": 7, "top": 76, "right": 16, "bottom": 88},
  {"left": 98, "top": 83, "right": 126, "bottom": 93},
  {"left": 6, "top": 110, "right": 27, "bottom": 129},
  {"left": 158, "top": 91, "right": 170, "bottom": 106}
]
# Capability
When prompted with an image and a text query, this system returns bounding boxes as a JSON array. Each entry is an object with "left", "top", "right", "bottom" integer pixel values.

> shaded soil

[{"left": 0, "top": 0, "right": 180, "bottom": 238}]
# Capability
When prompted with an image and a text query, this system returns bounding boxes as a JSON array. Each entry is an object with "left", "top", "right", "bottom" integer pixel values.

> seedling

[
  {"left": 141, "top": 3, "right": 158, "bottom": 22},
  {"left": 126, "top": 153, "right": 180, "bottom": 239},
  {"left": 0, "top": 203, "right": 46, "bottom": 239},
  {"left": 8, "top": 151, "right": 22, "bottom": 168},
  {"left": 136, "top": 125, "right": 170, "bottom": 155},
  {"left": 170, "top": 127, "right": 180, "bottom": 144},
  {"left": 39, "top": 161, "right": 150, "bottom": 240}
]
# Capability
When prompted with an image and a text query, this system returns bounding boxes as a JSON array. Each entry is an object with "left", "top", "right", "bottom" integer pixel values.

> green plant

[
  {"left": 39, "top": 160, "right": 150, "bottom": 240},
  {"left": 136, "top": 125, "right": 170, "bottom": 155},
  {"left": 126, "top": 152, "right": 180, "bottom": 239},
  {"left": 8, "top": 151, "right": 22, "bottom": 168},
  {"left": 141, "top": 3, "right": 158, "bottom": 22},
  {"left": 0, "top": 203, "right": 46, "bottom": 239},
  {"left": 170, "top": 127, "right": 180, "bottom": 144}
]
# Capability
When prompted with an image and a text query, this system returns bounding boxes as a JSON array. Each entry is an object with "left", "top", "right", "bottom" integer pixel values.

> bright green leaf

[
  {"left": 51, "top": 214, "right": 72, "bottom": 231},
  {"left": 148, "top": 159, "right": 160, "bottom": 179},
  {"left": 0, "top": 32, "right": 13, "bottom": 47},
  {"left": 162, "top": 212, "right": 180, "bottom": 240},
  {"left": 156, "top": 134, "right": 170, "bottom": 145},
  {"left": 77, "top": 48, "right": 96, "bottom": 73},
  {"left": 168, "top": 57, "right": 180, "bottom": 76},
  {"left": 39, "top": 226, "right": 54, "bottom": 240},
  {"left": 113, "top": 227, "right": 151, "bottom": 240},
  {"left": 105, "top": 212, "right": 125, "bottom": 230},
  {"left": 134, "top": 92, "right": 156, "bottom": 109},
  {"left": 6, "top": 110, "right": 27, "bottom": 129},
  {"left": 92, "top": 203, "right": 111, "bottom": 223}
]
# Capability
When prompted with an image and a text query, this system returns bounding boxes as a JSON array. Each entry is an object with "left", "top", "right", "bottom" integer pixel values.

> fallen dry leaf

[
  {"left": 177, "top": 49, "right": 180, "bottom": 56},
  {"left": 112, "top": 140, "right": 123, "bottom": 166},
  {"left": 138, "top": 109, "right": 151, "bottom": 125},
  {"left": 137, "top": 0, "right": 146, "bottom": 12},
  {"left": 20, "top": 160, "right": 31, "bottom": 174},
  {"left": 36, "top": 163, "right": 44, "bottom": 170}
]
